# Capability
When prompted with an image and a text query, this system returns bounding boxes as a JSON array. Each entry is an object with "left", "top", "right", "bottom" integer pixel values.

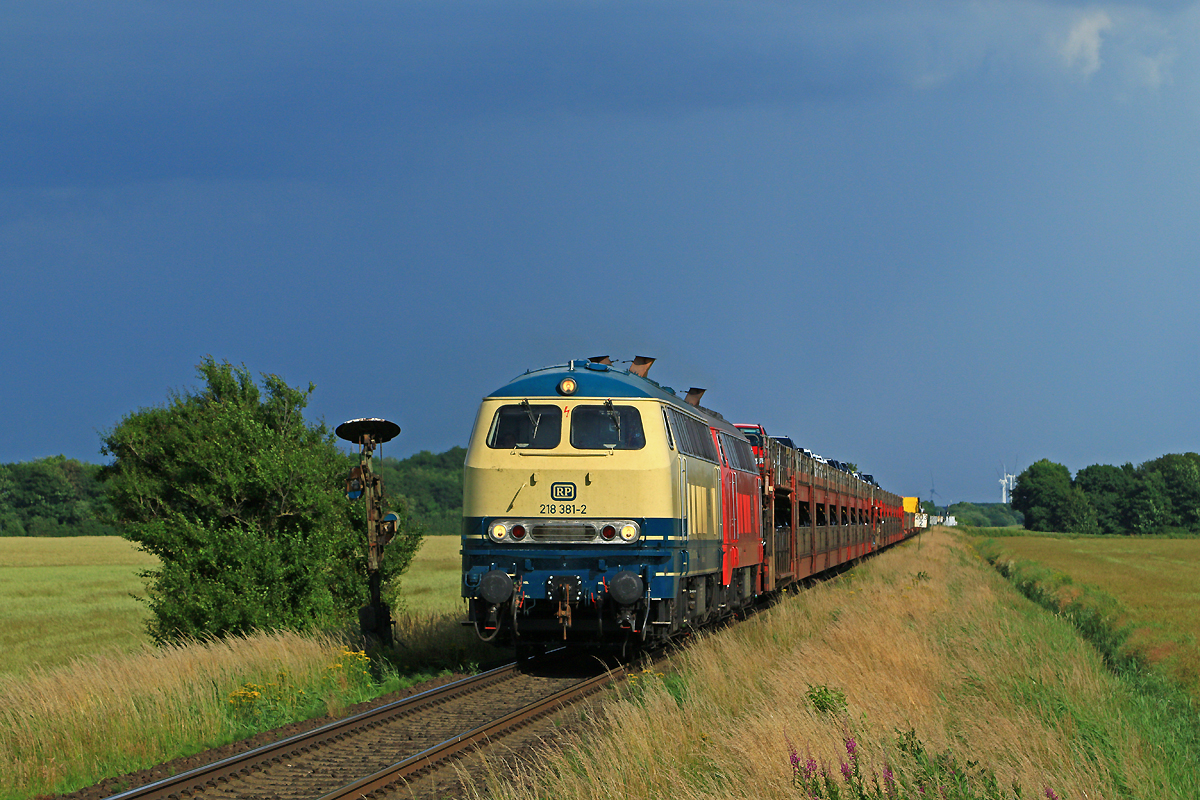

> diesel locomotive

[{"left": 461, "top": 356, "right": 920, "bottom": 654}]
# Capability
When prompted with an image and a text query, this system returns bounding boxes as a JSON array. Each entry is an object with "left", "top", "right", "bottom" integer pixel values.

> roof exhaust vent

[
  {"left": 684, "top": 387, "right": 706, "bottom": 407},
  {"left": 588, "top": 355, "right": 612, "bottom": 365},
  {"left": 628, "top": 355, "right": 655, "bottom": 378}
]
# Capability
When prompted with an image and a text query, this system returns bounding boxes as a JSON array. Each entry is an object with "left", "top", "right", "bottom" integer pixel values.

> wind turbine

[
  {"left": 929, "top": 472, "right": 945, "bottom": 517},
  {"left": 998, "top": 457, "right": 1018, "bottom": 505}
]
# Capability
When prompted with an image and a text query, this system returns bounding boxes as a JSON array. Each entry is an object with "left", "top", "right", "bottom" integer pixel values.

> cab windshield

[
  {"left": 570, "top": 405, "right": 644, "bottom": 450},
  {"left": 486, "top": 404, "right": 562, "bottom": 449}
]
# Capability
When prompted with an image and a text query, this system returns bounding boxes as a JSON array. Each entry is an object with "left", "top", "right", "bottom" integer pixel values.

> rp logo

[{"left": 550, "top": 482, "right": 576, "bottom": 501}]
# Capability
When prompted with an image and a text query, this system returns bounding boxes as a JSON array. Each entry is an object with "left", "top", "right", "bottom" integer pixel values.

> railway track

[{"left": 103, "top": 656, "right": 630, "bottom": 800}]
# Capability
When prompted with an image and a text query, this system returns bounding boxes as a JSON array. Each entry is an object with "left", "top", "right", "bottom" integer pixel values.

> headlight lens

[
  {"left": 490, "top": 523, "right": 508, "bottom": 542},
  {"left": 619, "top": 523, "right": 639, "bottom": 542},
  {"left": 557, "top": 377, "right": 577, "bottom": 395}
]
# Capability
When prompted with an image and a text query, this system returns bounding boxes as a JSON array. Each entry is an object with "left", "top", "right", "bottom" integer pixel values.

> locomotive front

[{"left": 461, "top": 359, "right": 680, "bottom": 653}]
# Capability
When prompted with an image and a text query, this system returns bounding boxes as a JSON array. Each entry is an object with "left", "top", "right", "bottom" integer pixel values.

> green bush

[{"left": 101, "top": 357, "right": 421, "bottom": 643}]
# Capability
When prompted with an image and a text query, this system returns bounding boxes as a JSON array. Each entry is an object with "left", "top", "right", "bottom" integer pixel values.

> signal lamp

[
  {"left": 557, "top": 377, "right": 578, "bottom": 396},
  {"left": 511, "top": 524, "right": 527, "bottom": 540},
  {"left": 601, "top": 525, "right": 617, "bottom": 540}
]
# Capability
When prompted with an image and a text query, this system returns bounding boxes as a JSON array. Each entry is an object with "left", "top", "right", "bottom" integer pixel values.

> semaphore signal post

[{"left": 335, "top": 417, "right": 401, "bottom": 649}]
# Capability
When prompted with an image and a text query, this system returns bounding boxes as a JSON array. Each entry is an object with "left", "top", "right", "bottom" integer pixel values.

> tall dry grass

[
  {"left": 0, "top": 630, "right": 369, "bottom": 798},
  {"left": 472, "top": 529, "right": 1198, "bottom": 799},
  {"left": 392, "top": 606, "right": 507, "bottom": 673}
]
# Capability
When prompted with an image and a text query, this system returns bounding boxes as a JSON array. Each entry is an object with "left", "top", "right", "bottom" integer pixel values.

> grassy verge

[
  {"left": 0, "top": 618, "right": 505, "bottom": 800},
  {"left": 0, "top": 632, "right": 394, "bottom": 799},
  {"left": 472, "top": 529, "right": 1200, "bottom": 800}
]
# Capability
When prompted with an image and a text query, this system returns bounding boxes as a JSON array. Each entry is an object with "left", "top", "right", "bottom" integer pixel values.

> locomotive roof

[{"left": 488, "top": 360, "right": 745, "bottom": 436}]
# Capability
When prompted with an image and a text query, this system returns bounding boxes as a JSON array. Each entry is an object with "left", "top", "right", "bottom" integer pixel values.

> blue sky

[{"left": 3, "top": 1, "right": 1197, "bottom": 503}]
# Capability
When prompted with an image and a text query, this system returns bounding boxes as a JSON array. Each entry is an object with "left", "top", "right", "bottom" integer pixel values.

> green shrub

[
  {"left": 805, "top": 683, "right": 847, "bottom": 715},
  {"left": 101, "top": 357, "right": 421, "bottom": 643}
]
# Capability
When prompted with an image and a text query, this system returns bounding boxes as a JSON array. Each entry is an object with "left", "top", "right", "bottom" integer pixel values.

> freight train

[{"left": 461, "top": 356, "right": 922, "bottom": 655}]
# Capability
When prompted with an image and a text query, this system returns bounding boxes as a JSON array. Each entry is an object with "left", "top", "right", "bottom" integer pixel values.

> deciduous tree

[
  {"left": 1011, "top": 459, "right": 1072, "bottom": 532},
  {"left": 1140, "top": 454, "right": 1200, "bottom": 530},
  {"left": 1074, "top": 463, "right": 1135, "bottom": 536},
  {"left": 1124, "top": 470, "right": 1171, "bottom": 535},
  {"left": 1061, "top": 486, "right": 1099, "bottom": 536}
]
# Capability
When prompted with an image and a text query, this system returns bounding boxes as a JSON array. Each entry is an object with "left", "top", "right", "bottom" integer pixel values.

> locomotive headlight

[
  {"left": 557, "top": 377, "right": 577, "bottom": 395},
  {"left": 619, "top": 523, "right": 639, "bottom": 543},
  {"left": 489, "top": 523, "right": 508, "bottom": 542}
]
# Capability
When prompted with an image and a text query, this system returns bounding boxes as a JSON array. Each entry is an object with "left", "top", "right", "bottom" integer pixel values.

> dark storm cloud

[
  {"left": 3, "top": 0, "right": 1192, "bottom": 186},
  {"left": 1, "top": 1, "right": 910, "bottom": 186}
]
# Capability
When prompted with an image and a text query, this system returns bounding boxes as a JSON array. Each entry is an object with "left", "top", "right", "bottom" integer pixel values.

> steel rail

[
  {"left": 102, "top": 662, "right": 521, "bottom": 800},
  {"left": 313, "top": 664, "right": 628, "bottom": 800}
]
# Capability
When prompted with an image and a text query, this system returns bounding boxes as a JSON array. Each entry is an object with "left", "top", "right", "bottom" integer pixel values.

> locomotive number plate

[{"left": 540, "top": 503, "right": 586, "bottom": 515}]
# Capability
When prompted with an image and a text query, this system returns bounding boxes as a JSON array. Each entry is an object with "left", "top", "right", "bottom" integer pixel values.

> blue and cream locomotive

[{"left": 461, "top": 357, "right": 763, "bottom": 653}]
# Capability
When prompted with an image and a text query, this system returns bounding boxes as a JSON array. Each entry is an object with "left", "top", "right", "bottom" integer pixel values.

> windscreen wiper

[
  {"left": 521, "top": 399, "right": 540, "bottom": 442},
  {"left": 604, "top": 399, "right": 621, "bottom": 440}
]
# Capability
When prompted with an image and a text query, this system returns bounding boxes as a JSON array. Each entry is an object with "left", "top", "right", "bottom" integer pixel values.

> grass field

[
  {"left": 973, "top": 534, "right": 1200, "bottom": 691},
  {"left": 973, "top": 535, "right": 1200, "bottom": 639},
  {"left": 0, "top": 538, "right": 158, "bottom": 674},
  {"left": 389, "top": 535, "right": 465, "bottom": 616},
  {"left": 0, "top": 535, "right": 466, "bottom": 675}
]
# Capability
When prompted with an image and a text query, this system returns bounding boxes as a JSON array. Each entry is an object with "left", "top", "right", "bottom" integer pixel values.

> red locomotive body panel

[{"left": 711, "top": 426, "right": 764, "bottom": 588}]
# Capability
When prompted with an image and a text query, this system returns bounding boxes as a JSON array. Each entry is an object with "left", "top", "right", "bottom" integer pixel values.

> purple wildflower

[
  {"left": 805, "top": 757, "right": 818, "bottom": 780},
  {"left": 841, "top": 762, "right": 853, "bottom": 781},
  {"left": 1044, "top": 788, "right": 1060, "bottom": 800},
  {"left": 845, "top": 736, "right": 858, "bottom": 761}
]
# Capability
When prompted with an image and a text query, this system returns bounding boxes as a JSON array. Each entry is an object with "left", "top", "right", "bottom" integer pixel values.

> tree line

[
  {"left": 0, "top": 456, "right": 116, "bottom": 536},
  {"left": 1012, "top": 453, "right": 1200, "bottom": 535},
  {"left": 0, "top": 449, "right": 465, "bottom": 539},
  {"left": 377, "top": 447, "right": 465, "bottom": 536}
]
